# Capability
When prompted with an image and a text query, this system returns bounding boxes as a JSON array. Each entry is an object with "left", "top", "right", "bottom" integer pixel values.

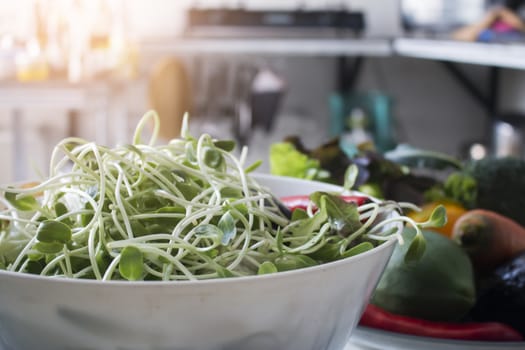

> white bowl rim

[
  {"left": 0, "top": 174, "right": 399, "bottom": 287},
  {"left": 0, "top": 239, "right": 397, "bottom": 287}
]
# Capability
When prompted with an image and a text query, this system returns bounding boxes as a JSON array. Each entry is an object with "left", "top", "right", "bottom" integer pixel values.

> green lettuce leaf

[{"left": 269, "top": 142, "right": 327, "bottom": 180}]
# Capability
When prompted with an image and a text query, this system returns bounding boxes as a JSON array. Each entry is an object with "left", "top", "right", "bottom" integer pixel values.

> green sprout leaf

[
  {"left": 54, "top": 202, "right": 73, "bottom": 226},
  {"left": 258, "top": 261, "right": 278, "bottom": 275},
  {"left": 5, "top": 190, "right": 39, "bottom": 211},
  {"left": 184, "top": 142, "right": 197, "bottom": 164},
  {"left": 155, "top": 206, "right": 185, "bottom": 227},
  {"left": 34, "top": 242, "right": 64, "bottom": 254},
  {"left": 177, "top": 183, "right": 200, "bottom": 201},
  {"left": 307, "top": 241, "right": 342, "bottom": 262},
  {"left": 291, "top": 208, "right": 309, "bottom": 221},
  {"left": 288, "top": 207, "right": 327, "bottom": 237},
  {"left": 276, "top": 228, "right": 284, "bottom": 254},
  {"left": 81, "top": 202, "right": 94, "bottom": 227},
  {"left": 119, "top": 246, "right": 144, "bottom": 281},
  {"left": 342, "top": 241, "right": 374, "bottom": 258},
  {"left": 203, "top": 148, "right": 224, "bottom": 169},
  {"left": 245, "top": 160, "right": 262, "bottom": 174},
  {"left": 218, "top": 211, "right": 236, "bottom": 246},
  {"left": 213, "top": 140, "right": 236, "bottom": 152},
  {"left": 421, "top": 204, "right": 447, "bottom": 229},
  {"left": 404, "top": 231, "right": 426, "bottom": 263},
  {"left": 195, "top": 224, "right": 223, "bottom": 240},
  {"left": 274, "top": 254, "right": 318, "bottom": 272},
  {"left": 54, "top": 202, "right": 68, "bottom": 218},
  {"left": 220, "top": 187, "right": 243, "bottom": 198},
  {"left": 343, "top": 164, "right": 359, "bottom": 191},
  {"left": 311, "top": 192, "right": 362, "bottom": 237},
  {"left": 25, "top": 260, "right": 44, "bottom": 274},
  {"left": 96, "top": 249, "right": 110, "bottom": 273},
  {"left": 216, "top": 266, "right": 235, "bottom": 278},
  {"left": 36, "top": 220, "right": 72, "bottom": 244}
]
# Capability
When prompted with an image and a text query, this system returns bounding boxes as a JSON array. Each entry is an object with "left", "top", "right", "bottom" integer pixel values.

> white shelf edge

[
  {"left": 141, "top": 38, "right": 392, "bottom": 57},
  {"left": 394, "top": 38, "right": 525, "bottom": 70}
]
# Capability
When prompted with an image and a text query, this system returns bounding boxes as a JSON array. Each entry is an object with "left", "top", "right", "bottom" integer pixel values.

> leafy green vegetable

[{"left": 269, "top": 142, "right": 328, "bottom": 181}]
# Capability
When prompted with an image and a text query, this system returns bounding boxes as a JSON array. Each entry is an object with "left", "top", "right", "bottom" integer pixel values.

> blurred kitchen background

[{"left": 1, "top": 0, "right": 525, "bottom": 183}]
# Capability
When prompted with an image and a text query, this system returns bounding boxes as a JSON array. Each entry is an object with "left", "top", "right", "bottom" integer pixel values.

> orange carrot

[{"left": 452, "top": 209, "right": 525, "bottom": 273}]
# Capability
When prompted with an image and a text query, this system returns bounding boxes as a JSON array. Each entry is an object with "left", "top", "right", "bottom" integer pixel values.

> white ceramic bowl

[{"left": 0, "top": 175, "right": 397, "bottom": 350}]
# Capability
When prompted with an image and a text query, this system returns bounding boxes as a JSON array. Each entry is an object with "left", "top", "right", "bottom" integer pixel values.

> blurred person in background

[{"left": 453, "top": 0, "right": 525, "bottom": 42}]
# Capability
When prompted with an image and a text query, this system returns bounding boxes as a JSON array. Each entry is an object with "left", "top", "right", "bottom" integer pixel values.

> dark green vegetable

[
  {"left": 372, "top": 228, "right": 476, "bottom": 322},
  {"left": 444, "top": 156, "right": 525, "bottom": 226}
]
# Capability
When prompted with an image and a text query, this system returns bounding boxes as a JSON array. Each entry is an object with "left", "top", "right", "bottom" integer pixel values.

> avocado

[{"left": 372, "top": 228, "right": 476, "bottom": 321}]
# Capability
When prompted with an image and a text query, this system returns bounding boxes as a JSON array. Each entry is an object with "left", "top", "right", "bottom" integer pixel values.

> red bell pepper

[
  {"left": 359, "top": 303, "right": 524, "bottom": 342},
  {"left": 280, "top": 195, "right": 371, "bottom": 212}
]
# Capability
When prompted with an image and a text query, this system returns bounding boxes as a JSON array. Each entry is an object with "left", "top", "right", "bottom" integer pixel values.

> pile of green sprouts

[{"left": 0, "top": 112, "right": 444, "bottom": 281}]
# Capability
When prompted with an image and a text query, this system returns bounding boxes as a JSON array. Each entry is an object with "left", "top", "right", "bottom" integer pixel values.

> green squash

[{"left": 372, "top": 228, "right": 476, "bottom": 321}]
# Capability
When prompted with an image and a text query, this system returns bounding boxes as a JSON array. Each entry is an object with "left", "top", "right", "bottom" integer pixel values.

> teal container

[{"left": 329, "top": 91, "right": 397, "bottom": 153}]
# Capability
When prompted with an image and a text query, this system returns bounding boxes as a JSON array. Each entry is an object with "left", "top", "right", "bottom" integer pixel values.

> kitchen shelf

[
  {"left": 144, "top": 36, "right": 525, "bottom": 70},
  {"left": 394, "top": 38, "right": 525, "bottom": 70}
]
